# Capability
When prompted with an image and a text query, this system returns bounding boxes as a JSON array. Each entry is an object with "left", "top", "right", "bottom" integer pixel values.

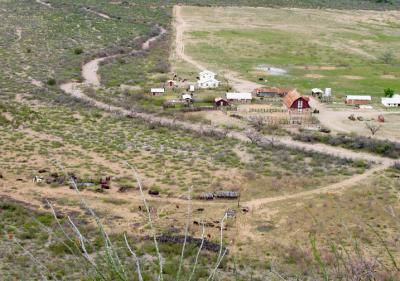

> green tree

[{"left": 384, "top": 88, "right": 394, "bottom": 98}]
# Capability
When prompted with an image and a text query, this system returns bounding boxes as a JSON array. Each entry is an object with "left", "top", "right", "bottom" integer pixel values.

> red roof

[{"left": 283, "top": 89, "right": 310, "bottom": 108}]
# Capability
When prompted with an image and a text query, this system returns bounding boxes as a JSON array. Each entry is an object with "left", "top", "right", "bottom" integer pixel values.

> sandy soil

[
  {"left": 342, "top": 75, "right": 364, "bottom": 80},
  {"left": 29, "top": 76, "right": 43, "bottom": 87},
  {"left": 381, "top": 74, "right": 396, "bottom": 79},
  {"left": 305, "top": 74, "right": 325, "bottom": 78},
  {"left": 15, "top": 27, "right": 22, "bottom": 42},
  {"left": 310, "top": 98, "right": 400, "bottom": 141}
]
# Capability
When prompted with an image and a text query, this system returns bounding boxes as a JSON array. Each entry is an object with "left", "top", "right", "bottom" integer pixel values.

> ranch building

[
  {"left": 283, "top": 90, "right": 311, "bottom": 112},
  {"left": 197, "top": 70, "right": 220, "bottom": 89},
  {"left": 150, "top": 88, "right": 165, "bottom": 96},
  {"left": 226, "top": 92, "right": 252, "bottom": 103},
  {"left": 253, "top": 87, "right": 290, "bottom": 98},
  {"left": 345, "top": 95, "right": 371, "bottom": 105},
  {"left": 214, "top": 97, "right": 230, "bottom": 107},
  {"left": 165, "top": 80, "right": 177, "bottom": 88},
  {"left": 182, "top": 93, "right": 193, "bottom": 103},
  {"left": 381, "top": 94, "right": 400, "bottom": 107}
]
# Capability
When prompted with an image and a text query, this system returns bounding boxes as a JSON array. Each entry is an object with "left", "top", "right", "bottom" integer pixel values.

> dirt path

[
  {"left": 173, "top": 5, "right": 262, "bottom": 93},
  {"left": 244, "top": 163, "right": 391, "bottom": 210},
  {"left": 35, "top": 0, "right": 52, "bottom": 8},
  {"left": 15, "top": 27, "right": 22, "bottom": 42},
  {"left": 84, "top": 7, "right": 111, "bottom": 19}
]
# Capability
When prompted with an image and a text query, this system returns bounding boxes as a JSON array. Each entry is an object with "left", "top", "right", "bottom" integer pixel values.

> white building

[
  {"left": 226, "top": 92, "right": 252, "bottom": 103},
  {"left": 197, "top": 70, "right": 220, "bottom": 89},
  {"left": 150, "top": 88, "right": 165, "bottom": 96},
  {"left": 182, "top": 93, "right": 192, "bottom": 101},
  {"left": 382, "top": 94, "right": 400, "bottom": 107},
  {"left": 345, "top": 95, "right": 371, "bottom": 105}
]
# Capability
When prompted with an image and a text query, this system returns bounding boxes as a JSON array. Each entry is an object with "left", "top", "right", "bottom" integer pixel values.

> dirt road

[
  {"left": 56, "top": 13, "right": 396, "bottom": 214},
  {"left": 173, "top": 5, "right": 262, "bottom": 93},
  {"left": 244, "top": 162, "right": 391, "bottom": 210}
]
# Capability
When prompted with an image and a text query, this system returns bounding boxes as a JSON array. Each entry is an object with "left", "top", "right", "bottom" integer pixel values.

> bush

[
  {"left": 293, "top": 132, "right": 400, "bottom": 158},
  {"left": 74, "top": 48, "right": 84, "bottom": 55},
  {"left": 47, "top": 78, "right": 56, "bottom": 86}
]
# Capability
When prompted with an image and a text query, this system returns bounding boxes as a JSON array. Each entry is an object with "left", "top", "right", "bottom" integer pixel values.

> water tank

[{"left": 324, "top": 88, "right": 332, "bottom": 97}]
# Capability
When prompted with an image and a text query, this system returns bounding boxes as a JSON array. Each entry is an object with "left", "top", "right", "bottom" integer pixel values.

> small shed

[
  {"left": 150, "top": 88, "right": 165, "bottom": 96},
  {"left": 165, "top": 80, "right": 176, "bottom": 88},
  {"left": 188, "top": 85, "right": 195, "bottom": 92},
  {"left": 283, "top": 90, "right": 311, "bottom": 112},
  {"left": 182, "top": 93, "right": 193, "bottom": 102},
  {"left": 226, "top": 92, "right": 252, "bottom": 103},
  {"left": 253, "top": 87, "right": 290, "bottom": 98},
  {"left": 381, "top": 94, "right": 400, "bottom": 107},
  {"left": 215, "top": 97, "right": 229, "bottom": 107},
  {"left": 345, "top": 95, "right": 371, "bottom": 105},
  {"left": 311, "top": 88, "right": 324, "bottom": 97}
]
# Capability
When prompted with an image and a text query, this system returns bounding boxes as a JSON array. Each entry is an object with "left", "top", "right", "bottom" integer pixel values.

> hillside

[{"left": 0, "top": 0, "right": 399, "bottom": 280}]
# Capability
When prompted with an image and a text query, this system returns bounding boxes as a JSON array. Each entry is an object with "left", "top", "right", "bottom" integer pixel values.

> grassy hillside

[
  {"left": 181, "top": 6, "right": 400, "bottom": 98},
  {"left": 177, "top": 0, "right": 400, "bottom": 10}
]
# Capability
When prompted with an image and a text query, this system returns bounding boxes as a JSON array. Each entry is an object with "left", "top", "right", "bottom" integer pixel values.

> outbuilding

[
  {"left": 253, "top": 87, "right": 290, "bottom": 98},
  {"left": 165, "top": 80, "right": 176, "bottom": 88},
  {"left": 311, "top": 88, "right": 324, "bottom": 97},
  {"left": 150, "top": 88, "right": 165, "bottom": 96},
  {"left": 345, "top": 95, "right": 371, "bottom": 105},
  {"left": 215, "top": 97, "right": 230, "bottom": 107},
  {"left": 226, "top": 92, "right": 252, "bottom": 103},
  {"left": 283, "top": 90, "right": 311, "bottom": 112},
  {"left": 182, "top": 93, "right": 193, "bottom": 103},
  {"left": 381, "top": 94, "right": 400, "bottom": 107}
]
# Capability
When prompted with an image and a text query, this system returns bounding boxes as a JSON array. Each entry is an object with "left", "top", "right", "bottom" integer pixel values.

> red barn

[
  {"left": 215, "top": 97, "right": 229, "bottom": 107},
  {"left": 283, "top": 90, "right": 311, "bottom": 112}
]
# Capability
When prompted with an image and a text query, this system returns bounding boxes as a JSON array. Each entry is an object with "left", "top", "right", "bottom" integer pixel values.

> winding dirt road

[{"left": 57, "top": 14, "right": 396, "bottom": 210}]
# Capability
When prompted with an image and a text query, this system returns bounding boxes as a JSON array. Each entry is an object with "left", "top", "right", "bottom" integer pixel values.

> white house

[
  {"left": 382, "top": 94, "right": 400, "bottom": 107},
  {"left": 226, "top": 92, "right": 252, "bottom": 103},
  {"left": 197, "top": 70, "right": 220, "bottom": 89},
  {"left": 150, "top": 88, "right": 165, "bottom": 96}
]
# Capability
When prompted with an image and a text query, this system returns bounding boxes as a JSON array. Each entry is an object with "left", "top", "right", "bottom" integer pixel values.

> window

[
  {"left": 298, "top": 100, "right": 303, "bottom": 113},
  {"left": 298, "top": 100, "right": 303, "bottom": 109}
]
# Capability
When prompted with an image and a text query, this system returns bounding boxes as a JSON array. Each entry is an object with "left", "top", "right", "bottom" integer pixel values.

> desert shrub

[
  {"left": 47, "top": 78, "right": 56, "bottom": 86},
  {"left": 152, "top": 60, "right": 170, "bottom": 73},
  {"left": 74, "top": 47, "right": 84, "bottom": 55},
  {"left": 293, "top": 132, "right": 400, "bottom": 158}
]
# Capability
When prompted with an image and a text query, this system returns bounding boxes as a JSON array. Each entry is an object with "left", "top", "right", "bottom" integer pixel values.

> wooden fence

[{"left": 248, "top": 108, "right": 287, "bottom": 113}]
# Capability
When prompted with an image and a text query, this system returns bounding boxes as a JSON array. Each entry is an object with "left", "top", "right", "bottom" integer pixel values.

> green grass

[{"left": 183, "top": 6, "right": 400, "bottom": 98}]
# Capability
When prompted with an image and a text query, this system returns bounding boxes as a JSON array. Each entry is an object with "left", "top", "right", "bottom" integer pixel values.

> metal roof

[
  {"left": 346, "top": 95, "right": 371, "bottom": 101},
  {"left": 382, "top": 94, "right": 400, "bottom": 105},
  {"left": 226, "top": 92, "right": 252, "bottom": 100},
  {"left": 151, "top": 88, "right": 165, "bottom": 93}
]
